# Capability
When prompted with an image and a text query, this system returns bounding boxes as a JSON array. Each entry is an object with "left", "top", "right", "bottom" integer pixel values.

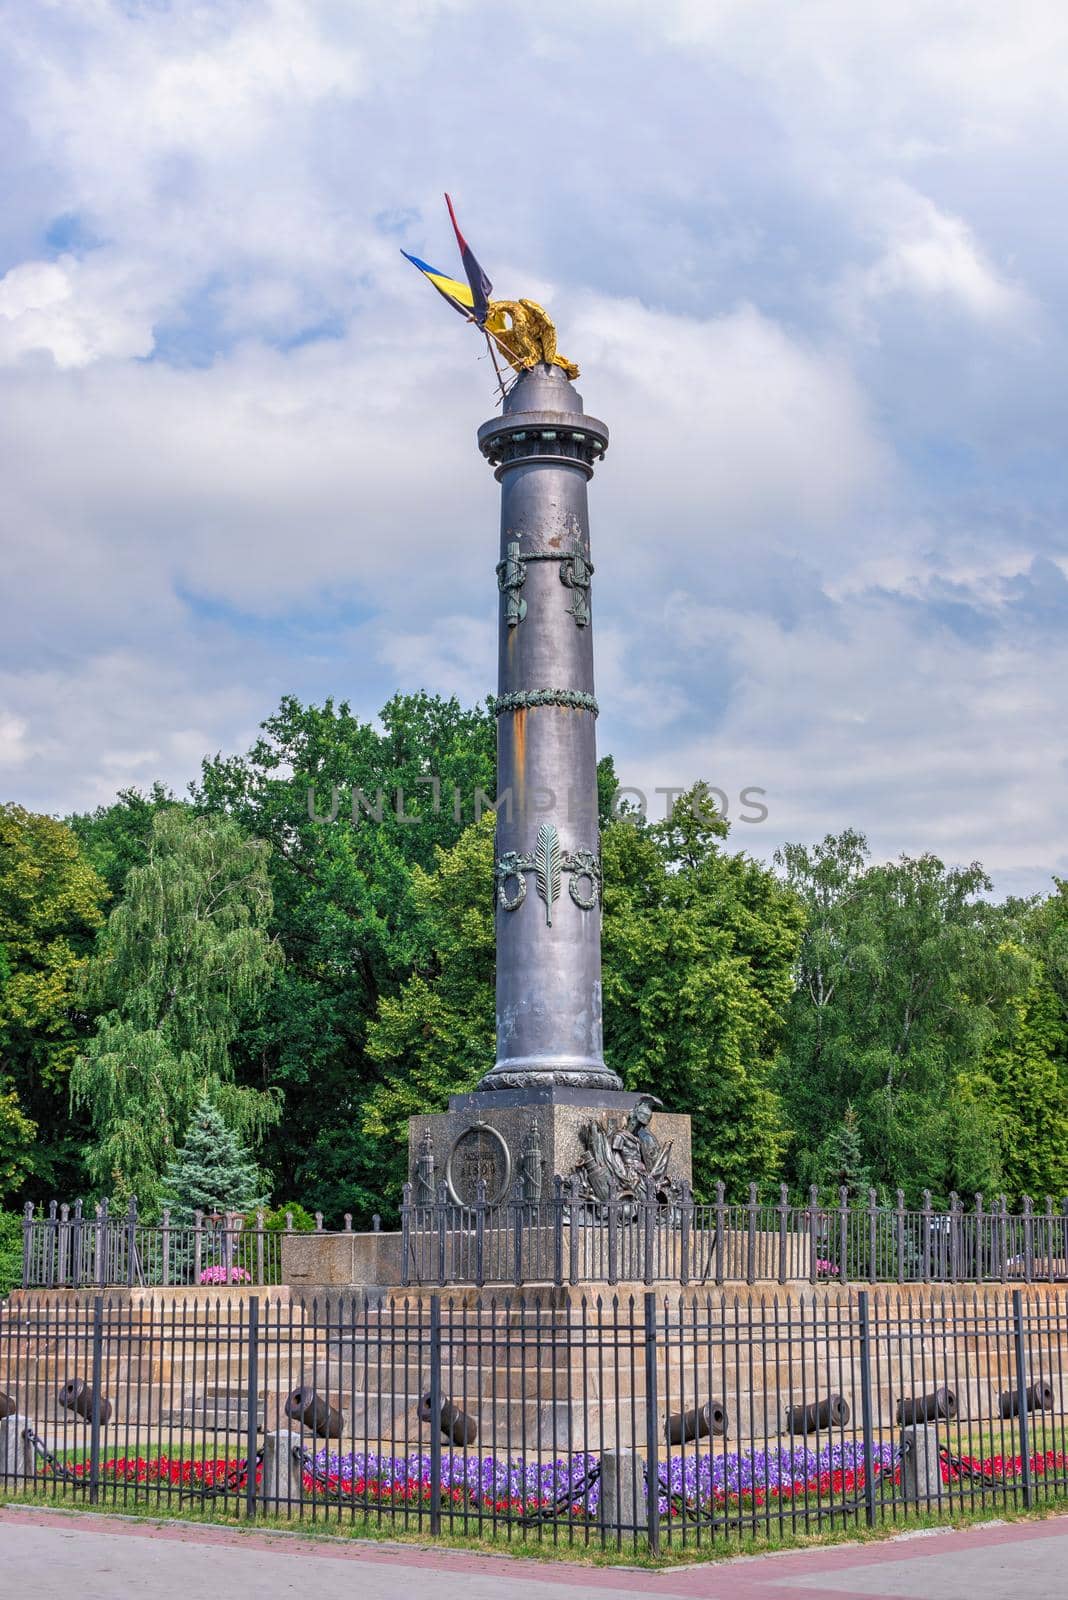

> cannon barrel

[
  {"left": 785, "top": 1394, "right": 850, "bottom": 1434},
  {"left": 418, "top": 1392, "right": 477, "bottom": 1446},
  {"left": 58, "top": 1378, "right": 112, "bottom": 1424},
  {"left": 284, "top": 1387, "right": 343, "bottom": 1439},
  {"left": 896, "top": 1386, "right": 956, "bottom": 1425},
  {"left": 665, "top": 1399, "right": 728, "bottom": 1445},
  {"left": 999, "top": 1380, "right": 1054, "bottom": 1418}
]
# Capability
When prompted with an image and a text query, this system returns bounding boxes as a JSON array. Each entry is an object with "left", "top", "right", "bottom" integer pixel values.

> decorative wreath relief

[{"left": 495, "top": 827, "right": 602, "bottom": 923}]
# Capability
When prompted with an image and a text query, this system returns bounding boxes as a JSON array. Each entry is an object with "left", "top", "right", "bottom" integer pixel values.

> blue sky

[{"left": 1, "top": 1, "right": 1066, "bottom": 896}]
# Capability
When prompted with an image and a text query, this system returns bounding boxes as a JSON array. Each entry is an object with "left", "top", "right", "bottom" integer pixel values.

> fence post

[
  {"left": 568, "top": 1175, "right": 581, "bottom": 1285},
  {"left": 125, "top": 1195, "right": 138, "bottom": 1287},
  {"left": 1023, "top": 1196, "right": 1034, "bottom": 1285},
  {"left": 680, "top": 1180, "right": 692, "bottom": 1287},
  {"left": 607, "top": 1198, "right": 619, "bottom": 1286},
  {"left": 949, "top": 1192, "right": 960, "bottom": 1283},
  {"left": 922, "top": 1189, "right": 932, "bottom": 1283},
  {"left": 974, "top": 1192, "right": 985, "bottom": 1281},
  {"left": 88, "top": 1294, "right": 104, "bottom": 1505},
  {"left": 1044, "top": 1197, "right": 1054, "bottom": 1283},
  {"left": 839, "top": 1185, "right": 850, "bottom": 1284},
  {"left": 1012, "top": 1288, "right": 1033, "bottom": 1509},
  {"left": 513, "top": 1194, "right": 524, "bottom": 1286},
  {"left": 159, "top": 1207, "right": 170, "bottom": 1287},
  {"left": 867, "top": 1188, "right": 878, "bottom": 1284},
  {"left": 808, "top": 1184, "right": 819, "bottom": 1286},
  {"left": 553, "top": 1176, "right": 564, "bottom": 1288},
  {"left": 475, "top": 1179, "right": 487, "bottom": 1290},
  {"left": 57, "top": 1203, "right": 70, "bottom": 1286},
  {"left": 857, "top": 1289, "right": 877, "bottom": 1527},
  {"left": 47, "top": 1200, "right": 58, "bottom": 1288},
  {"left": 256, "top": 1210, "right": 265, "bottom": 1286},
  {"left": 643, "top": 1177, "right": 656, "bottom": 1287},
  {"left": 96, "top": 1198, "right": 108, "bottom": 1288},
  {"left": 245, "top": 1297, "right": 260, "bottom": 1519},
  {"left": 193, "top": 1209, "right": 203, "bottom": 1284},
  {"left": 315, "top": 1212, "right": 323, "bottom": 1232},
  {"left": 714, "top": 1181, "right": 726, "bottom": 1286},
  {"left": 746, "top": 1183, "right": 757, "bottom": 1286},
  {"left": 21, "top": 1201, "right": 33, "bottom": 1288},
  {"left": 429, "top": 1295, "right": 442, "bottom": 1535},
  {"left": 401, "top": 1183, "right": 412, "bottom": 1287},
  {"left": 643, "top": 1291, "right": 660, "bottom": 1554},
  {"left": 776, "top": 1183, "right": 788, "bottom": 1286},
  {"left": 895, "top": 1189, "right": 906, "bottom": 1283},
  {"left": 436, "top": 1181, "right": 448, "bottom": 1287},
  {"left": 72, "top": 1198, "right": 84, "bottom": 1287}
]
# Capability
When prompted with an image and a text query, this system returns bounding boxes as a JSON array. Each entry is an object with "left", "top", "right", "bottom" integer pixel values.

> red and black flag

[{"left": 444, "top": 192, "right": 493, "bottom": 325}]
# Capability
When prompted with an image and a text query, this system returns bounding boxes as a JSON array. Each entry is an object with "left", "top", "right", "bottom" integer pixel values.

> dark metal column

[{"left": 477, "top": 363, "right": 620, "bottom": 1091}]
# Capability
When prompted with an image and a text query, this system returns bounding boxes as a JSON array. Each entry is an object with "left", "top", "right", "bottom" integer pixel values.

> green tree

[
  {"left": 364, "top": 789, "right": 804, "bottom": 1204},
  {"left": 776, "top": 832, "right": 1029, "bottom": 1203},
  {"left": 977, "top": 944, "right": 1068, "bottom": 1203},
  {"left": 0, "top": 1087, "right": 36, "bottom": 1204},
  {"left": 602, "top": 790, "right": 804, "bottom": 1196},
  {"left": 160, "top": 1091, "right": 265, "bottom": 1224},
  {"left": 194, "top": 691, "right": 498, "bottom": 1222},
  {"left": 362, "top": 816, "right": 496, "bottom": 1208},
  {"left": 0, "top": 804, "right": 108, "bottom": 1196},
  {"left": 68, "top": 783, "right": 178, "bottom": 898},
  {"left": 71, "top": 809, "right": 281, "bottom": 1206},
  {"left": 812, "top": 1103, "right": 872, "bottom": 1198}
]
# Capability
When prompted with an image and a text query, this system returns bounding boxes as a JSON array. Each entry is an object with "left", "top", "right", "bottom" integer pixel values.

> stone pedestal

[{"left": 408, "top": 1087, "right": 692, "bottom": 1207}]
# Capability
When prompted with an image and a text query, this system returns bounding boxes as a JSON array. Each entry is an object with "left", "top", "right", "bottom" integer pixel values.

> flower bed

[{"left": 51, "top": 1440, "right": 1068, "bottom": 1517}]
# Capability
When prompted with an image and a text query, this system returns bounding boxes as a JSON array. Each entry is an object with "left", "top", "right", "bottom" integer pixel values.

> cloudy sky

[{"left": 1, "top": 1, "right": 1066, "bottom": 896}]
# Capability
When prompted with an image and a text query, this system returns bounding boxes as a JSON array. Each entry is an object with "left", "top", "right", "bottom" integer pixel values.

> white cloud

[{"left": 0, "top": 1, "right": 1065, "bottom": 900}]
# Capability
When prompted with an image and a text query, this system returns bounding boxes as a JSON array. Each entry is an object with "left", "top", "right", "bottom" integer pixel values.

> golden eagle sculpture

[{"left": 401, "top": 195, "right": 579, "bottom": 380}]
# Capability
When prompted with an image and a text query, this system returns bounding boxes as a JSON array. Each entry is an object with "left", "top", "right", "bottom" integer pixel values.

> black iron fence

[
  {"left": 400, "top": 1181, "right": 1068, "bottom": 1288},
  {"left": 1, "top": 1286, "right": 1067, "bottom": 1552},
  {"left": 18, "top": 1199, "right": 369, "bottom": 1289}
]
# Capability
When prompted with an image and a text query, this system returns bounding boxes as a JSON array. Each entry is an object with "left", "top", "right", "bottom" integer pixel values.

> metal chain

[
  {"left": 187, "top": 1448, "right": 263, "bottom": 1501},
  {"left": 22, "top": 1424, "right": 79, "bottom": 1482},
  {"left": 516, "top": 1461, "right": 601, "bottom": 1526},
  {"left": 939, "top": 1447, "right": 1002, "bottom": 1489}
]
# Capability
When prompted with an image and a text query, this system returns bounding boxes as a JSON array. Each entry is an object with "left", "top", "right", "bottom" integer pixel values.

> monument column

[{"left": 477, "top": 363, "right": 620, "bottom": 1092}]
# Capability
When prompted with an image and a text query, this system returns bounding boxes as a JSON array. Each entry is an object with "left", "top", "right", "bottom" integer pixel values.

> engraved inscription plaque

[{"left": 445, "top": 1124, "right": 512, "bottom": 1207}]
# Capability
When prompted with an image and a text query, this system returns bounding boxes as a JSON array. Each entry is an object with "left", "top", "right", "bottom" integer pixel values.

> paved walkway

[{"left": 2, "top": 1507, "right": 1067, "bottom": 1599}]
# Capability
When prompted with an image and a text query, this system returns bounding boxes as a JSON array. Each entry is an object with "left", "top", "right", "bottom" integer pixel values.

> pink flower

[{"left": 198, "top": 1265, "right": 251, "bottom": 1284}]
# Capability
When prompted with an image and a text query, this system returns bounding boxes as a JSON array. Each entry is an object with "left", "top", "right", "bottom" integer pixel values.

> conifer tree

[
  {"left": 71, "top": 808, "right": 281, "bottom": 1204},
  {"left": 815, "top": 1104, "right": 872, "bottom": 1198},
  {"left": 160, "top": 1091, "right": 265, "bottom": 1226}
]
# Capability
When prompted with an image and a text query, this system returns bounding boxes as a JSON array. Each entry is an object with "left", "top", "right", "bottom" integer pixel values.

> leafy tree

[
  {"left": 160, "top": 1091, "right": 265, "bottom": 1225},
  {"left": 69, "top": 783, "right": 178, "bottom": 898},
  {"left": 0, "top": 1087, "right": 36, "bottom": 1204},
  {"left": 193, "top": 692, "right": 498, "bottom": 1222},
  {"left": 0, "top": 804, "right": 108, "bottom": 1196},
  {"left": 977, "top": 947, "right": 1068, "bottom": 1203},
  {"left": 602, "top": 791, "right": 804, "bottom": 1196},
  {"left": 0, "top": 1209, "right": 23, "bottom": 1298},
  {"left": 362, "top": 816, "right": 496, "bottom": 1208},
  {"left": 364, "top": 789, "right": 804, "bottom": 1204},
  {"left": 71, "top": 809, "right": 281, "bottom": 1206},
  {"left": 775, "top": 832, "right": 1030, "bottom": 1203}
]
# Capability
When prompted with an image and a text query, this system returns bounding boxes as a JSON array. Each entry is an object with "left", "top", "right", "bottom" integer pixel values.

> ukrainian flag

[{"left": 401, "top": 251, "right": 476, "bottom": 319}]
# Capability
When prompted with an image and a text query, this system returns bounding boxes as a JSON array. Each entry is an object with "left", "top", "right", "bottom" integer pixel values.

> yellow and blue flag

[
  {"left": 400, "top": 250, "right": 477, "bottom": 319},
  {"left": 402, "top": 195, "right": 493, "bottom": 325}
]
